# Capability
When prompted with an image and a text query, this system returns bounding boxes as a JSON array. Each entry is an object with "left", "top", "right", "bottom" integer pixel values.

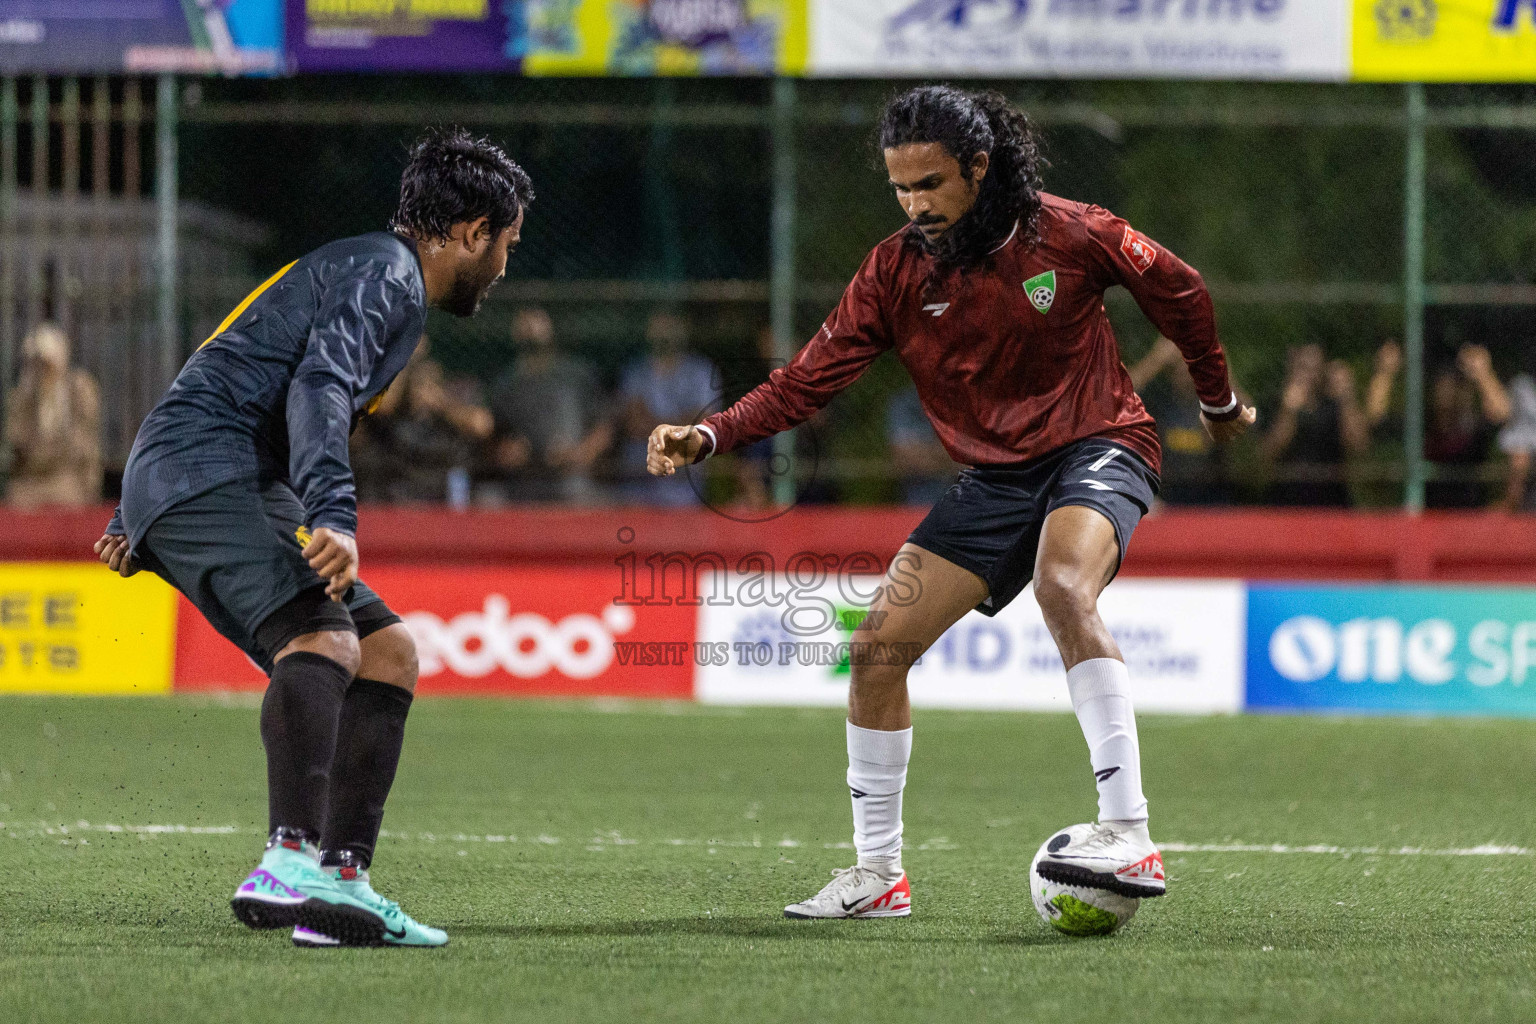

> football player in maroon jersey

[{"left": 647, "top": 85, "right": 1255, "bottom": 919}]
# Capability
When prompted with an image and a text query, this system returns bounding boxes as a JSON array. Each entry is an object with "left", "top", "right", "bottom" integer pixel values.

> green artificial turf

[{"left": 1, "top": 696, "right": 1533, "bottom": 1023}]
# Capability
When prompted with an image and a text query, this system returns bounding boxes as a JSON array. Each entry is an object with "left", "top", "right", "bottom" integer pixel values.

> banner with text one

[{"left": 1247, "top": 584, "right": 1536, "bottom": 716}]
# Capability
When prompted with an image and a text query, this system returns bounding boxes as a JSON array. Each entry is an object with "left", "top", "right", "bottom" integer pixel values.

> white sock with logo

[
  {"left": 846, "top": 720, "right": 911, "bottom": 872},
  {"left": 1065, "top": 658, "right": 1148, "bottom": 825}
]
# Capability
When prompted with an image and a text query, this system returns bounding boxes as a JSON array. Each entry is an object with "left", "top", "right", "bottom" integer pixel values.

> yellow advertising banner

[
  {"left": 1353, "top": 0, "right": 1536, "bottom": 80},
  {"left": 0, "top": 564, "right": 176, "bottom": 695},
  {"left": 521, "top": 0, "right": 807, "bottom": 76}
]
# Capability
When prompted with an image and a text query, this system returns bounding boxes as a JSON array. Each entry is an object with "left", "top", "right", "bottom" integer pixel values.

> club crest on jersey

[
  {"left": 1023, "top": 270, "right": 1056, "bottom": 315},
  {"left": 1120, "top": 226, "right": 1157, "bottom": 275}
]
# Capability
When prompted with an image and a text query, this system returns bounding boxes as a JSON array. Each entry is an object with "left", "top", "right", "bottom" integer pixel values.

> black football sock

[
  {"left": 259, "top": 652, "right": 352, "bottom": 845},
  {"left": 320, "top": 678, "right": 413, "bottom": 870}
]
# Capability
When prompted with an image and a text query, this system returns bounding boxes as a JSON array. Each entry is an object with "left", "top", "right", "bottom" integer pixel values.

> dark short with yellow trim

[
  {"left": 906, "top": 438, "right": 1160, "bottom": 617},
  {"left": 133, "top": 479, "right": 401, "bottom": 675}
]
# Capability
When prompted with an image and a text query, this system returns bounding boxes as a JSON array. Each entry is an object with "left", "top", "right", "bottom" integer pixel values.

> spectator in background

[
  {"left": 1367, "top": 340, "right": 1512, "bottom": 507},
  {"left": 886, "top": 385, "right": 953, "bottom": 505},
  {"left": 6, "top": 322, "right": 101, "bottom": 508},
  {"left": 351, "top": 339, "right": 493, "bottom": 505},
  {"left": 619, "top": 310, "right": 718, "bottom": 505},
  {"left": 1364, "top": 339, "right": 1402, "bottom": 434},
  {"left": 487, "top": 308, "right": 613, "bottom": 504},
  {"left": 1424, "top": 345, "right": 1510, "bottom": 508},
  {"left": 1497, "top": 371, "right": 1536, "bottom": 512},
  {"left": 1127, "top": 335, "right": 1232, "bottom": 506},
  {"left": 1261, "top": 342, "right": 1369, "bottom": 506}
]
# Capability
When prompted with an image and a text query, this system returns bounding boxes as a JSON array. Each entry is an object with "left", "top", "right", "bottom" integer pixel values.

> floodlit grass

[{"left": 1, "top": 696, "right": 1533, "bottom": 1023}]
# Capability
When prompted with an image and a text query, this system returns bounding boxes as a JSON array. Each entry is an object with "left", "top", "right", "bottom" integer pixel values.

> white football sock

[
  {"left": 845, "top": 720, "right": 911, "bottom": 868},
  {"left": 1065, "top": 658, "right": 1148, "bottom": 824}
]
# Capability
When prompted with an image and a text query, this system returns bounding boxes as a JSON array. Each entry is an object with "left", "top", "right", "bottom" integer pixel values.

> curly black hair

[
  {"left": 390, "top": 127, "right": 534, "bottom": 243},
  {"left": 878, "top": 86, "right": 1045, "bottom": 277}
]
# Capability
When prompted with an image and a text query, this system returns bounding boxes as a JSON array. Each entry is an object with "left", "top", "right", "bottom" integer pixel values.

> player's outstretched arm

[
  {"left": 646, "top": 424, "right": 705, "bottom": 477},
  {"left": 302, "top": 526, "right": 358, "bottom": 602},
  {"left": 94, "top": 533, "right": 138, "bottom": 578}
]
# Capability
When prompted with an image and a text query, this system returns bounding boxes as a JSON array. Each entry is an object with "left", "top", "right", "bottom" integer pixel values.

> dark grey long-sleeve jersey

[{"left": 110, "top": 232, "right": 428, "bottom": 547}]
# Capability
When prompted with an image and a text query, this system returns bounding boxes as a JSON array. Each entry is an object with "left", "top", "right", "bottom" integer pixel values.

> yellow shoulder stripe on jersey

[{"left": 200, "top": 260, "right": 298, "bottom": 349}]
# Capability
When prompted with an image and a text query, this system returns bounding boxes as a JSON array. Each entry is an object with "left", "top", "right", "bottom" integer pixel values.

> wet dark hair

[
  {"left": 391, "top": 127, "right": 534, "bottom": 243},
  {"left": 877, "top": 86, "right": 1044, "bottom": 276}
]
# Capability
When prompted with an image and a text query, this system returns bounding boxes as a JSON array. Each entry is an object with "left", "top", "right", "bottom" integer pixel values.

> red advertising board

[{"left": 173, "top": 566, "right": 697, "bottom": 698}]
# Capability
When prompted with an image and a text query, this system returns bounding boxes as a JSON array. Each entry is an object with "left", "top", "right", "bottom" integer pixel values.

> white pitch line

[
  {"left": 1161, "top": 842, "right": 1531, "bottom": 857},
  {"left": 1, "top": 823, "right": 1529, "bottom": 857}
]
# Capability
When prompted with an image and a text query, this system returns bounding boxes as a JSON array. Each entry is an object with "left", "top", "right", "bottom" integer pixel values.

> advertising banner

[
  {"left": 1247, "top": 584, "right": 1536, "bottom": 716},
  {"left": 696, "top": 575, "right": 1245, "bottom": 713},
  {"left": 518, "top": 0, "right": 807, "bottom": 75},
  {"left": 0, "top": 0, "right": 282, "bottom": 75},
  {"left": 1352, "top": 0, "right": 1536, "bottom": 81},
  {"left": 288, "top": 0, "right": 806, "bottom": 74},
  {"left": 173, "top": 566, "right": 697, "bottom": 698},
  {"left": 0, "top": 564, "right": 176, "bottom": 695},
  {"left": 808, "top": 0, "right": 1349, "bottom": 80},
  {"left": 287, "top": 0, "right": 517, "bottom": 71}
]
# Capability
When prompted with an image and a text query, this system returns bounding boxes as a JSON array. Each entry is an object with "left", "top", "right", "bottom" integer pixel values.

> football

[{"left": 1030, "top": 828, "right": 1139, "bottom": 937}]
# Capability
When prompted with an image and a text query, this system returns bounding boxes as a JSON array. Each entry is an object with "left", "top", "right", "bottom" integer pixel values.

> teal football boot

[
  {"left": 231, "top": 828, "right": 387, "bottom": 944},
  {"left": 293, "top": 850, "right": 448, "bottom": 948}
]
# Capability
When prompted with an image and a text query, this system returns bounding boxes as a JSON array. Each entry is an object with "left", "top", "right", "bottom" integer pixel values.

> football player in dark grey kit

[{"left": 95, "top": 128, "right": 532, "bottom": 948}]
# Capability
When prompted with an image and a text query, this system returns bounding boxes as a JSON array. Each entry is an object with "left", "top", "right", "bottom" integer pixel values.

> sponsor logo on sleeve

[{"left": 1119, "top": 226, "right": 1158, "bottom": 275}]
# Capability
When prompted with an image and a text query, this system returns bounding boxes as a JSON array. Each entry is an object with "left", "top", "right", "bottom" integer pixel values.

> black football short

[
  {"left": 131, "top": 479, "right": 401, "bottom": 674},
  {"left": 906, "top": 437, "right": 1160, "bottom": 617}
]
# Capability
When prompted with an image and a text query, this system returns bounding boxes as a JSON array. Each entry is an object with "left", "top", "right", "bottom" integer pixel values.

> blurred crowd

[
  {"left": 5, "top": 313, "right": 1536, "bottom": 512},
  {"left": 1129, "top": 335, "right": 1533, "bottom": 511}
]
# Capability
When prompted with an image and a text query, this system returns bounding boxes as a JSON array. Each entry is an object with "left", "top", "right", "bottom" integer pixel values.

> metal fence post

[
  {"left": 769, "top": 76, "right": 797, "bottom": 506},
  {"left": 0, "top": 76, "right": 15, "bottom": 474},
  {"left": 156, "top": 73, "right": 179, "bottom": 388},
  {"left": 1403, "top": 82, "right": 1427, "bottom": 514}
]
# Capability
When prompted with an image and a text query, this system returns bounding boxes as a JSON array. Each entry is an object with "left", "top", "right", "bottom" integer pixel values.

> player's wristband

[
  {"left": 693, "top": 423, "right": 718, "bottom": 463},
  {"left": 1200, "top": 392, "right": 1241, "bottom": 422}
]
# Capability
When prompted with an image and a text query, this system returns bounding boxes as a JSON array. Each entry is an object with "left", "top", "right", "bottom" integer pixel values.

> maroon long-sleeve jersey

[{"left": 697, "top": 193, "right": 1237, "bottom": 476}]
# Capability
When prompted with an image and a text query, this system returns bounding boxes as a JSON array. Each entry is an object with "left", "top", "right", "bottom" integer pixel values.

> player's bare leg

[
  {"left": 294, "top": 623, "right": 447, "bottom": 948},
  {"left": 1031, "top": 505, "right": 1165, "bottom": 897},
  {"left": 785, "top": 544, "right": 987, "bottom": 919}
]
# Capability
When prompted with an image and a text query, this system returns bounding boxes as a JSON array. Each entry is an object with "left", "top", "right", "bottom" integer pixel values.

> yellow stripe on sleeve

[{"left": 200, "top": 260, "right": 298, "bottom": 349}]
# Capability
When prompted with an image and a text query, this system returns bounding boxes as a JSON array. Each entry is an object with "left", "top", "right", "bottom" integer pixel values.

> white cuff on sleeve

[
  {"left": 1199, "top": 392, "right": 1239, "bottom": 416},
  {"left": 694, "top": 423, "right": 718, "bottom": 460}
]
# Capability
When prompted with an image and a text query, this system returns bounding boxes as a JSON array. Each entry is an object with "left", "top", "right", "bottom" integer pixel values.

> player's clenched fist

[
  {"left": 646, "top": 424, "right": 704, "bottom": 476},
  {"left": 303, "top": 526, "right": 358, "bottom": 602},
  {"left": 93, "top": 533, "right": 138, "bottom": 578},
  {"left": 1201, "top": 404, "right": 1257, "bottom": 444}
]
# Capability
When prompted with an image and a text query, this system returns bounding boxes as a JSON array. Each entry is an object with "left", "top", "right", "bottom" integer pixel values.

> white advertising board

[
  {"left": 810, "top": 0, "right": 1350, "bottom": 80},
  {"left": 696, "top": 575, "right": 1246, "bottom": 713}
]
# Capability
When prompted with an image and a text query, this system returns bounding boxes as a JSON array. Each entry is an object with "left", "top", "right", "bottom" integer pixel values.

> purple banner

[
  {"left": 286, "top": 0, "right": 521, "bottom": 72},
  {"left": 0, "top": 0, "right": 282, "bottom": 75}
]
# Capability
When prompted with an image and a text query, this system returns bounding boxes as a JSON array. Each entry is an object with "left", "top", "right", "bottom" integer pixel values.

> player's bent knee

[
  {"left": 850, "top": 658, "right": 908, "bottom": 691},
  {"left": 1033, "top": 571, "right": 1098, "bottom": 627},
  {"left": 276, "top": 629, "right": 361, "bottom": 677},
  {"left": 359, "top": 623, "right": 419, "bottom": 692}
]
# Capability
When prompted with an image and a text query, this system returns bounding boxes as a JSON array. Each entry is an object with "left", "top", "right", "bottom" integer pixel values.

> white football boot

[
  {"left": 784, "top": 861, "right": 912, "bottom": 919},
  {"left": 1033, "top": 821, "right": 1166, "bottom": 898}
]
